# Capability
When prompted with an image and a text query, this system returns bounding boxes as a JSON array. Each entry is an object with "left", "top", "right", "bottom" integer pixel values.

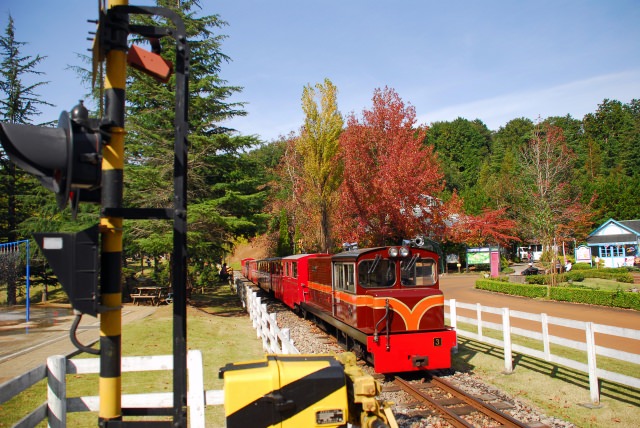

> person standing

[{"left": 219, "top": 263, "right": 230, "bottom": 283}]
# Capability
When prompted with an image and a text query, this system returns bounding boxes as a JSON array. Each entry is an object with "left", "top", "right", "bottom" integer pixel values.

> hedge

[
  {"left": 572, "top": 263, "right": 593, "bottom": 270},
  {"left": 580, "top": 270, "right": 634, "bottom": 283},
  {"left": 524, "top": 270, "right": 633, "bottom": 285},
  {"left": 475, "top": 279, "right": 640, "bottom": 310},
  {"left": 476, "top": 279, "right": 547, "bottom": 298}
]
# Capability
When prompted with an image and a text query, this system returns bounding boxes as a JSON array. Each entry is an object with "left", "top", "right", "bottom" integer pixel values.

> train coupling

[{"left": 411, "top": 355, "right": 428, "bottom": 368}]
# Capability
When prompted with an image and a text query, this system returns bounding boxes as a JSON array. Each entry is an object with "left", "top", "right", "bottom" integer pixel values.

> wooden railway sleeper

[{"left": 430, "top": 376, "right": 528, "bottom": 427}]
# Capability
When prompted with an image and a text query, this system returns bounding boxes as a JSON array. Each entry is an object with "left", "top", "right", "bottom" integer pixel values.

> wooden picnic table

[{"left": 130, "top": 286, "right": 171, "bottom": 306}]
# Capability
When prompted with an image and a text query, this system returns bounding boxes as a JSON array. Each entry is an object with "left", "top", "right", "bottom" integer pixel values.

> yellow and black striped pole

[{"left": 99, "top": 0, "right": 128, "bottom": 423}]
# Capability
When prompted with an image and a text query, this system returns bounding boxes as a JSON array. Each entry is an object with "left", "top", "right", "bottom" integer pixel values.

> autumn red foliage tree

[
  {"left": 447, "top": 207, "right": 519, "bottom": 247},
  {"left": 334, "top": 87, "right": 446, "bottom": 246}
]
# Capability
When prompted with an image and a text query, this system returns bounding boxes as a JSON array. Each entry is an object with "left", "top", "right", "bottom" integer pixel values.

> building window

[{"left": 599, "top": 245, "right": 624, "bottom": 257}]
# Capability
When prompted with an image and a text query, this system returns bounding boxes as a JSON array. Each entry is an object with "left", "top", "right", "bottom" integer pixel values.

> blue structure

[{"left": 586, "top": 219, "right": 640, "bottom": 268}]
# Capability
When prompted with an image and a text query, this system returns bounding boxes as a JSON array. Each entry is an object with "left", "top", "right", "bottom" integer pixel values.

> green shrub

[
  {"left": 572, "top": 263, "right": 593, "bottom": 270},
  {"left": 500, "top": 256, "right": 510, "bottom": 270},
  {"left": 563, "top": 271, "right": 585, "bottom": 282},
  {"left": 476, "top": 280, "right": 547, "bottom": 298},
  {"left": 550, "top": 287, "right": 640, "bottom": 310},
  {"left": 581, "top": 269, "right": 634, "bottom": 283},
  {"left": 525, "top": 275, "right": 547, "bottom": 285},
  {"left": 475, "top": 279, "right": 640, "bottom": 310},
  {"left": 601, "top": 267, "right": 632, "bottom": 274}
]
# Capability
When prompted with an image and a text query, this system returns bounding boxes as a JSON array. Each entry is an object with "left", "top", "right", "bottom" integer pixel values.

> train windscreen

[
  {"left": 400, "top": 258, "right": 436, "bottom": 286},
  {"left": 358, "top": 257, "right": 396, "bottom": 288}
]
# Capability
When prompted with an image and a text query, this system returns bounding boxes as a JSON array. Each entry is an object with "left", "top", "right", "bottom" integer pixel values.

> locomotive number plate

[{"left": 433, "top": 337, "right": 442, "bottom": 347}]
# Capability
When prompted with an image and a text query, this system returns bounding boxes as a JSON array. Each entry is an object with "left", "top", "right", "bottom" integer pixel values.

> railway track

[{"left": 391, "top": 376, "right": 531, "bottom": 427}]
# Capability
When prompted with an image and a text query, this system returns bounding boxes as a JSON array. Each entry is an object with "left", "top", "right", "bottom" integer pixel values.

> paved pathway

[{"left": 0, "top": 304, "right": 157, "bottom": 384}]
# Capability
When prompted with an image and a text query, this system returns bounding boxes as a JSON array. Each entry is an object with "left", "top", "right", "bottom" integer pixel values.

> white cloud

[{"left": 419, "top": 70, "right": 640, "bottom": 130}]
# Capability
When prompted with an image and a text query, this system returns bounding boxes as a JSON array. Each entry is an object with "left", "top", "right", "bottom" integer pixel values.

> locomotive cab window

[
  {"left": 333, "top": 263, "right": 355, "bottom": 293},
  {"left": 358, "top": 257, "right": 396, "bottom": 288},
  {"left": 401, "top": 258, "right": 436, "bottom": 286}
]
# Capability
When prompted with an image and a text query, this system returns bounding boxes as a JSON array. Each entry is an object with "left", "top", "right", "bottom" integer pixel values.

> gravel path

[{"left": 263, "top": 295, "right": 575, "bottom": 428}]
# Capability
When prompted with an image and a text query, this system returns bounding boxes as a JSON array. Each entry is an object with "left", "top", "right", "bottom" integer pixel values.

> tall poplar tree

[{"left": 297, "top": 78, "right": 343, "bottom": 252}]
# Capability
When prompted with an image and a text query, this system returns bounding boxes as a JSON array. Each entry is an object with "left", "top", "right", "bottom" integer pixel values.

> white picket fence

[
  {"left": 232, "top": 277, "right": 299, "bottom": 354},
  {"left": 446, "top": 298, "right": 640, "bottom": 404},
  {"left": 1, "top": 350, "right": 221, "bottom": 428}
]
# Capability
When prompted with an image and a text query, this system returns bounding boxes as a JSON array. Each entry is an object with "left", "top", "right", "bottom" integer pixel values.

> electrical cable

[{"left": 70, "top": 310, "right": 100, "bottom": 355}]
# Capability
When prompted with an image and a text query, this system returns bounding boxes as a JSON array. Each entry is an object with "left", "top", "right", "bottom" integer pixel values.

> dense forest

[{"left": 1, "top": 1, "right": 639, "bottom": 302}]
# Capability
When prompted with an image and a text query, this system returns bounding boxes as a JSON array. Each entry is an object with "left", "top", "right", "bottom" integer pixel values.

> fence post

[
  {"left": 449, "top": 299, "right": 457, "bottom": 330},
  {"left": 261, "top": 303, "right": 269, "bottom": 351},
  {"left": 282, "top": 328, "right": 292, "bottom": 354},
  {"left": 476, "top": 303, "right": 483, "bottom": 340},
  {"left": 585, "top": 322, "right": 600, "bottom": 404},
  {"left": 47, "top": 355, "right": 66, "bottom": 428},
  {"left": 541, "top": 313, "right": 551, "bottom": 361},
  {"left": 502, "top": 308, "right": 513, "bottom": 374},
  {"left": 254, "top": 296, "right": 262, "bottom": 336},
  {"left": 187, "top": 350, "right": 205, "bottom": 428},
  {"left": 269, "top": 313, "right": 279, "bottom": 353}
]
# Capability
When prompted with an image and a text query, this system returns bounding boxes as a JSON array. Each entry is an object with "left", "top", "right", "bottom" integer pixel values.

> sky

[{"left": 2, "top": 1, "right": 639, "bottom": 142}]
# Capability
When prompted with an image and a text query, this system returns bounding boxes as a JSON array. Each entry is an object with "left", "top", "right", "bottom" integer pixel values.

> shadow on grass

[
  {"left": 454, "top": 338, "right": 640, "bottom": 407},
  {"left": 188, "top": 284, "right": 247, "bottom": 317}
]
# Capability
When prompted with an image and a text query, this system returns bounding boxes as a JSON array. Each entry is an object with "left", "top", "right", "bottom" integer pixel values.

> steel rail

[
  {"left": 394, "top": 377, "right": 473, "bottom": 428},
  {"left": 431, "top": 376, "right": 529, "bottom": 427},
  {"left": 394, "top": 376, "right": 529, "bottom": 428}
]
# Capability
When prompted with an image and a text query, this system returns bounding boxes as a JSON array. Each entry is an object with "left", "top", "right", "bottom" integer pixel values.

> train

[{"left": 241, "top": 240, "right": 457, "bottom": 374}]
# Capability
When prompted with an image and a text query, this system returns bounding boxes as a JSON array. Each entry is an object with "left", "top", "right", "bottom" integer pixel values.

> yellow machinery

[{"left": 220, "top": 352, "right": 397, "bottom": 428}]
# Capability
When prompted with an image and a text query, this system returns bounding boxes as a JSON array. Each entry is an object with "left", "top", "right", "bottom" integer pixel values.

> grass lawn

[
  {"left": 0, "top": 284, "right": 265, "bottom": 427},
  {"left": 453, "top": 329, "right": 640, "bottom": 428},
  {"left": 576, "top": 277, "right": 636, "bottom": 291}
]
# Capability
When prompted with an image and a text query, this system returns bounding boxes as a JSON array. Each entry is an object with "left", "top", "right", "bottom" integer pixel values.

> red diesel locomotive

[{"left": 241, "top": 241, "right": 457, "bottom": 374}]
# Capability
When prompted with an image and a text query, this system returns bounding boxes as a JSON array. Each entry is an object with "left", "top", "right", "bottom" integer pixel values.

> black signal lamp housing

[{"left": 0, "top": 101, "right": 102, "bottom": 211}]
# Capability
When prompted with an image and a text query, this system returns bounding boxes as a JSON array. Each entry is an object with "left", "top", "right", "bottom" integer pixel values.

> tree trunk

[
  {"left": 7, "top": 279, "right": 16, "bottom": 305},
  {"left": 6, "top": 165, "right": 17, "bottom": 305},
  {"left": 320, "top": 202, "right": 332, "bottom": 253}
]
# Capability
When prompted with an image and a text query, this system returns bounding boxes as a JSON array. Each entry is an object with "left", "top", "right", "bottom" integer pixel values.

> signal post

[
  {"left": 100, "top": 0, "right": 128, "bottom": 423},
  {"left": 0, "top": 2, "right": 189, "bottom": 425}
]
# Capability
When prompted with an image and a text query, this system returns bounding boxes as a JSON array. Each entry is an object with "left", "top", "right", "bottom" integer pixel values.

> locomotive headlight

[
  {"left": 399, "top": 246, "right": 410, "bottom": 257},
  {"left": 388, "top": 247, "right": 399, "bottom": 257}
]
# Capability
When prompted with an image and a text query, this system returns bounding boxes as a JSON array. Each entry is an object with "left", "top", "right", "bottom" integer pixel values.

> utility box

[{"left": 219, "top": 354, "right": 348, "bottom": 428}]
